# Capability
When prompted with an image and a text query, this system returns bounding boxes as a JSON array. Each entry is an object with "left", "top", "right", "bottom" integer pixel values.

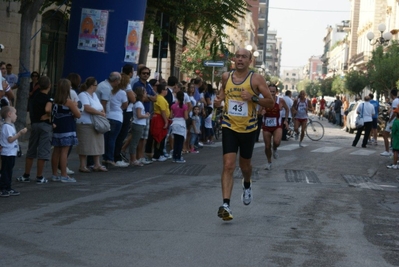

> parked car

[{"left": 346, "top": 101, "right": 363, "bottom": 133}]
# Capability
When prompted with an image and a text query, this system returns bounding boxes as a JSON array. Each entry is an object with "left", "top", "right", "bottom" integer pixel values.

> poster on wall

[
  {"left": 77, "top": 8, "right": 109, "bottom": 52},
  {"left": 124, "top": 20, "right": 143, "bottom": 63}
]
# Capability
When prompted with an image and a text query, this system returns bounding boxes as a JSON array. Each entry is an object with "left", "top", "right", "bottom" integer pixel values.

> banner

[
  {"left": 77, "top": 8, "right": 109, "bottom": 52},
  {"left": 124, "top": 20, "right": 143, "bottom": 63}
]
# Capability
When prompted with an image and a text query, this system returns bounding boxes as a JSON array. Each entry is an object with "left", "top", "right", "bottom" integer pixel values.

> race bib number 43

[{"left": 228, "top": 100, "right": 248, "bottom": 117}]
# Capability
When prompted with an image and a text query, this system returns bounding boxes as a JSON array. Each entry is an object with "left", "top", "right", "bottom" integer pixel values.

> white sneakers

[
  {"left": 265, "top": 162, "right": 272, "bottom": 170},
  {"left": 380, "top": 151, "right": 393, "bottom": 157},
  {"left": 58, "top": 168, "right": 75, "bottom": 175},
  {"left": 115, "top": 161, "right": 129, "bottom": 167},
  {"left": 387, "top": 164, "right": 398, "bottom": 169},
  {"left": 273, "top": 149, "right": 279, "bottom": 159}
]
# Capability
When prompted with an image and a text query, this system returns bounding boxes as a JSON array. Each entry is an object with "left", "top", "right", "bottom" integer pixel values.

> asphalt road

[{"left": 1, "top": 116, "right": 398, "bottom": 267}]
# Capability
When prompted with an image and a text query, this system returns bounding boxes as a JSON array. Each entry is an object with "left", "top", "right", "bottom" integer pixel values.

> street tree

[
  {"left": 10, "top": 0, "right": 71, "bottom": 130},
  {"left": 344, "top": 70, "right": 368, "bottom": 98},
  {"left": 142, "top": 0, "right": 247, "bottom": 73},
  {"left": 331, "top": 75, "right": 345, "bottom": 95},
  {"left": 367, "top": 42, "right": 399, "bottom": 99},
  {"left": 319, "top": 77, "right": 334, "bottom": 97}
]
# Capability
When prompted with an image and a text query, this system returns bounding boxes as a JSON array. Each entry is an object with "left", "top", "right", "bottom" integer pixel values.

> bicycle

[{"left": 287, "top": 117, "right": 324, "bottom": 141}]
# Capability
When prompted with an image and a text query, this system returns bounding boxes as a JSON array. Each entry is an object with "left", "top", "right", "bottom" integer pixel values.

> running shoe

[
  {"left": 52, "top": 175, "right": 61, "bottom": 182},
  {"left": 36, "top": 177, "right": 48, "bottom": 184},
  {"left": 265, "top": 162, "right": 272, "bottom": 170},
  {"left": 217, "top": 203, "right": 233, "bottom": 221},
  {"left": 16, "top": 176, "right": 30, "bottom": 183},
  {"left": 7, "top": 189, "right": 20, "bottom": 196},
  {"left": 294, "top": 133, "right": 299, "bottom": 140},
  {"left": 139, "top": 158, "right": 152, "bottom": 165},
  {"left": 115, "top": 161, "right": 129, "bottom": 167},
  {"left": 380, "top": 151, "right": 392, "bottom": 157},
  {"left": 273, "top": 149, "right": 279, "bottom": 159},
  {"left": 299, "top": 142, "right": 304, "bottom": 147},
  {"left": 386, "top": 164, "right": 398, "bottom": 169},
  {"left": 241, "top": 179, "right": 252, "bottom": 205},
  {"left": 60, "top": 176, "right": 77, "bottom": 183}
]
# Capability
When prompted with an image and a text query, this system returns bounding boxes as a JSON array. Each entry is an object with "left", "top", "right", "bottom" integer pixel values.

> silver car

[{"left": 346, "top": 101, "right": 362, "bottom": 133}]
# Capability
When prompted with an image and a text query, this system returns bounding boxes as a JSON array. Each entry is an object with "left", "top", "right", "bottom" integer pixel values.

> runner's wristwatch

[{"left": 251, "top": 95, "right": 259, "bottom": 103}]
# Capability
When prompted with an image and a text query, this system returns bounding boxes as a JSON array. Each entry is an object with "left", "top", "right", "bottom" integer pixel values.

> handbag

[
  {"left": 91, "top": 114, "right": 110, "bottom": 133},
  {"left": 84, "top": 92, "right": 110, "bottom": 133},
  {"left": 355, "top": 103, "right": 364, "bottom": 129}
]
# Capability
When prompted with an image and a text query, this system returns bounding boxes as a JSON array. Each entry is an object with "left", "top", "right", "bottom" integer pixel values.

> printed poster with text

[
  {"left": 78, "top": 8, "right": 109, "bottom": 52},
  {"left": 124, "top": 21, "right": 143, "bottom": 63}
]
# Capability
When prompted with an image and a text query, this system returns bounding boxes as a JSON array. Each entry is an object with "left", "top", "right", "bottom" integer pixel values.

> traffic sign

[{"left": 203, "top": 60, "right": 225, "bottom": 67}]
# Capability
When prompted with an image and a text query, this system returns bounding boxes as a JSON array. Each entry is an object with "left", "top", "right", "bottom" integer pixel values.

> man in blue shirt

[{"left": 369, "top": 93, "right": 379, "bottom": 145}]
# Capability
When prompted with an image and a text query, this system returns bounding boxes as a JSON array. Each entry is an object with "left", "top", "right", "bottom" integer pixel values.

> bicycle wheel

[{"left": 306, "top": 120, "right": 324, "bottom": 141}]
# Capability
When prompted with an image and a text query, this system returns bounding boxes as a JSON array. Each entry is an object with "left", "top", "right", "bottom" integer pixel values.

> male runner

[{"left": 214, "top": 48, "right": 274, "bottom": 221}]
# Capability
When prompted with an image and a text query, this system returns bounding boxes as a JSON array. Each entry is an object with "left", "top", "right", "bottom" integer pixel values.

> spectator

[
  {"left": 352, "top": 96, "right": 374, "bottom": 148},
  {"left": 368, "top": 93, "right": 379, "bottom": 145},
  {"left": 334, "top": 95, "right": 342, "bottom": 126},
  {"left": 5, "top": 63, "right": 18, "bottom": 89},
  {"left": 170, "top": 91, "right": 188, "bottom": 163},
  {"left": 51, "top": 79, "right": 81, "bottom": 182},
  {"left": 381, "top": 89, "right": 399, "bottom": 157},
  {"left": 387, "top": 108, "right": 399, "bottom": 169},
  {"left": 133, "top": 67, "right": 157, "bottom": 165},
  {"left": 150, "top": 83, "right": 170, "bottom": 162},
  {"left": 17, "top": 76, "right": 53, "bottom": 184},
  {"left": 28, "top": 71, "right": 40, "bottom": 111},
  {"left": 103, "top": 73, "right": 129, "bottom": 167},
  {"left": 129, "top": 87, "right": 150, "bottom": 166},
  {"left": 0, "top": 106, "right": 27, "bottom": 197},
  {"left": 76, "top": 77, "right": 108, "bottom": 173},
  {"left": 114, "top": 65, "right": 136, "bottom": 164},
  {"left": 281, "top": 90, "right": 293, "bottom": 141}
]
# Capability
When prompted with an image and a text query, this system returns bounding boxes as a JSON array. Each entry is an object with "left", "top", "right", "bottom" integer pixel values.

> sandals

[
  {"left": 93, "top": 165, "right": 108, "bottom": 172},
  {"left": 79, "top": 167, "right": 91, "bottom": 173}
]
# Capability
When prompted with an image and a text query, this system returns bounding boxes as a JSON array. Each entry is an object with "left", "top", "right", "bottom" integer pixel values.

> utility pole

[{"left": 263, "top": 0, "right": 269, "bottom": 65}]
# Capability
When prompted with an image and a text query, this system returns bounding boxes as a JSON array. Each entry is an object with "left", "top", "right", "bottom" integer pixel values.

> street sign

[{"left": 203, "top": 60, "right": 225, "bottom": 67}]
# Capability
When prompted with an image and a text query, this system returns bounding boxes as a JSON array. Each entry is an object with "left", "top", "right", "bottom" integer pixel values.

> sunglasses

[{"left": 141, "top": 72, "right": 150, "bottom": 75}]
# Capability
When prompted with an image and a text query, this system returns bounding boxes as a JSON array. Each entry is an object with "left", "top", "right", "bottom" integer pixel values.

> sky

[{"left": 267, "top": 0, "right": 351, "bottom": 73}]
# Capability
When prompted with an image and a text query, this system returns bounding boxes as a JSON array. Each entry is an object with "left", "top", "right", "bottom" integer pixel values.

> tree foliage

[
  {"left": 319, "top": 77, "right": 334, "bottom": 97},
  {"left": 367, "top": 42, "right": 399, "bottom": 98},
  {"left": 344, "top": 70, "right": 368, "bottom": 98},
  {"left": 180, "top": 44, "right": 232, "bottom": 83},
  {"left": 331, "top": 75, "right": 345, "bottom": 95}
]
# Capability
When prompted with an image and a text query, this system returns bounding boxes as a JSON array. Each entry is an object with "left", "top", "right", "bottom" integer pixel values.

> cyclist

[
  {"left": 262, "top": 84, "right": 289, "bottom": 170},
  {"left": 292, "top": 90, "right": 313, "bottom": 147}
]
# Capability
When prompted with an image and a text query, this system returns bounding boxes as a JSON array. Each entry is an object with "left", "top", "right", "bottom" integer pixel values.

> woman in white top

[
  {"left": 103, "top": 73, "right": 128, "bottom": 166},
  {"left": 352, "top": 96, "right": 375, "bottom": 148},
  {"left": 76, "top": 77, "right": 108, "bottom": 172}
]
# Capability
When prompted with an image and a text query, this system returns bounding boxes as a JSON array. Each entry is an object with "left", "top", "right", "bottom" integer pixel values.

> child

[
  {"left": 387, "top": 109, "right": 399, "bottom": 169},
  {"left": 170, "top": 91, "right": 188, "bottom": 163},
  {"left": 129, "top": 87, "right": 150, "bottom": 166},
  {"left": 204, "top": 106, "right": 214, "bottom": 144},
  {"left": 189, "top": 106, "right": 201, "bottom": 153},
  {"left": 0, "top": 107, "right": 27, "bottom": 197}
]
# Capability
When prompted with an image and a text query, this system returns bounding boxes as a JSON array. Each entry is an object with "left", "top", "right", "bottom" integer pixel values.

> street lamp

[{"left": 367, "top": 24, "right": 392, "bottom": 45}]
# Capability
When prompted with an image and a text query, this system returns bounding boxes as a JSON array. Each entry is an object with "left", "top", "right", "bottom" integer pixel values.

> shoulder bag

[
  {"left": 355, "top": 103, "right": 364, "bottom": 129},
  {"left": 84, "top": 92, "right": 110, "bottom": 134}
]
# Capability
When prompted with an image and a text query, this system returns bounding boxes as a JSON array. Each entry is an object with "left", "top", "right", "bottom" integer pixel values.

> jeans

[
  {"left": 335, "top": 112, "right": 341, "bottom": 126},
  {"left": 114, "top": 111, "right": 132, "bottom": 162},
  {"left": 103, "top": 119, "right": 122, "bottom": 162},
  {"left": 153, "top": 136, "right": 166, "bottom": 159}
]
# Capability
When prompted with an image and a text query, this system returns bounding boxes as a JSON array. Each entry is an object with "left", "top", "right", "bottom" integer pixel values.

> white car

[{"left": 346, "top": 101, "right": 362, "bottom": 133}]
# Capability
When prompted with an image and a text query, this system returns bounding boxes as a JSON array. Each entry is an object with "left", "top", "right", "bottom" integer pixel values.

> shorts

[
  {"left": 222, "top": 127, "right": 256, "bottom": 159},
  {"left": 262, "top": 125, "right": 282, "bottom": 133},
  {"left": 295, "top": 118, "right": 308, "bottom": 123},
  {"left": 26, "top": 122, "right": 52, "bottom": 160},
  {"left": 141, "top": 117, "right": 150, "bottom": 139},
  {"left": 372, "top": 118, "right": 378, "bottom": 129}
]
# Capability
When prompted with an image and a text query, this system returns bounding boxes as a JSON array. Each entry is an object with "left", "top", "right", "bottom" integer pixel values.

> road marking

[
  {"left": 311, "top": 147, "right": 341, "bottom": 153},
  {"left": 350, "top": 150, "right": 376, "bottom": 156},
  {"left": 278, "top": 144, "right": 303, "bottom": 150}
]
